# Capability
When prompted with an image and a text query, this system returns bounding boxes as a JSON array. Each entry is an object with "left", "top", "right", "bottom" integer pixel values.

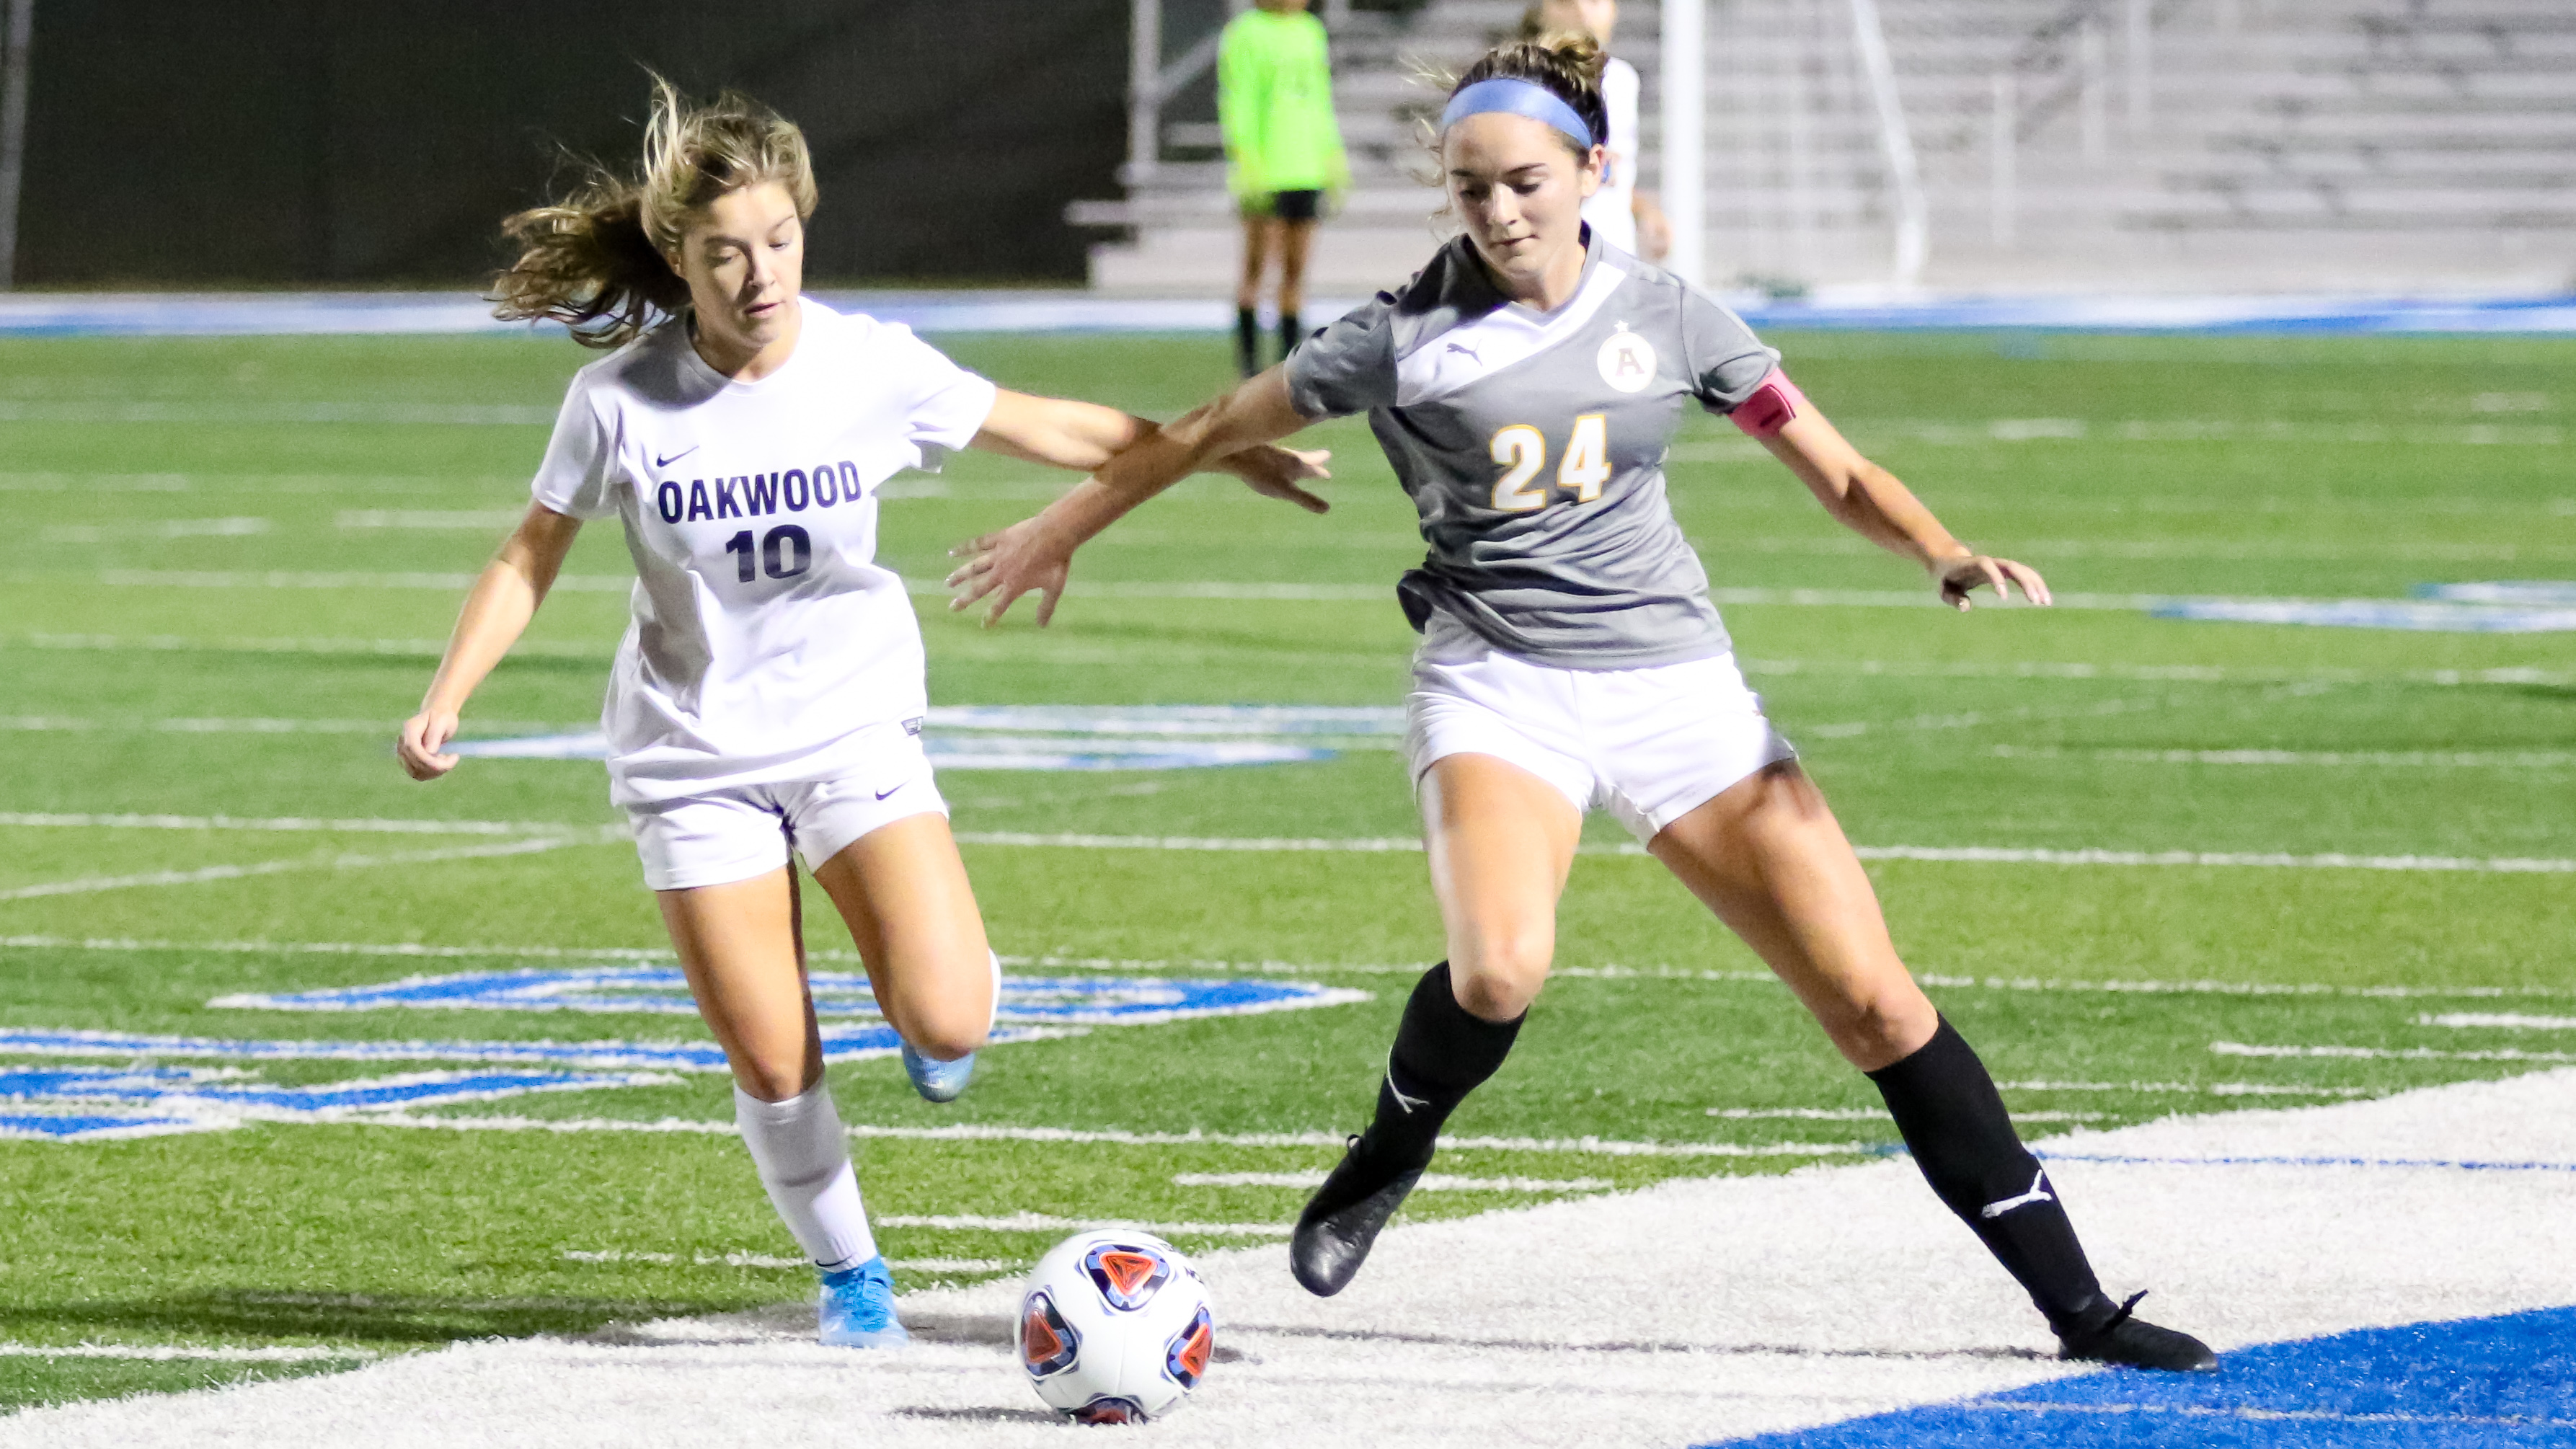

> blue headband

[{"left": 1438, "top": 77, "right": 1595, "bottom": 150}]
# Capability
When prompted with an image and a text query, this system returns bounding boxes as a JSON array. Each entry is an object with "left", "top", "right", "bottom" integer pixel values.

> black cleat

[
  {"left": 2055, "top": 1291, "right": 2219, "bottom": 1372},
  {"left": 1291, "top": 1135, "right": 1425, "bottom": 1297}
]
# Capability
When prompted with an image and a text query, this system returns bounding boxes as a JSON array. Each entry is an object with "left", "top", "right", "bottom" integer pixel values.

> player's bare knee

[
  {"left": 1823, "top": 989, "right": 1937, "bottom": 1071},
  {"left": 1450, "top": 945, "right": 1546, "bottom": 1021},
  {"left": 732, "top": 1054, "right": 813, "bottom": 1104}
]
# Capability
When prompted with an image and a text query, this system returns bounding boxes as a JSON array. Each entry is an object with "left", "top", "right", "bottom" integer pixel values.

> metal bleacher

[{"left": 1074, "top": 0, "right": 2576, "bottom": 296}]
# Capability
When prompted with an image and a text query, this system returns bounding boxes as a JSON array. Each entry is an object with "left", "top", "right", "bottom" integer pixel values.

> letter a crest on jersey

[{"left": 1597, "top": 324, "right": 1657, "bottom": 394}]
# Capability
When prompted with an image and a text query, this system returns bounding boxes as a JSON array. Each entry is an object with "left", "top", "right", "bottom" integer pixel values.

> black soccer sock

[
  {"left": 1867, "top": 1016, "right": 2107, "bottom": 1330},
  {"left": 1360, "top": 962, "right": 1524, "bottom": 1168},
  {"left": 1234, "top": 307, "right": 1262, "bottom": 377},
  {"left": 1276, "top": 311, "right": 1304, "bottom": 364}
]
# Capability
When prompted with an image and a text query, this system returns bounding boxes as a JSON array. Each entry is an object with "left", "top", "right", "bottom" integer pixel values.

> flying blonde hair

[{"left": 490, "top": 76, "right": 818, "bottom": 350}]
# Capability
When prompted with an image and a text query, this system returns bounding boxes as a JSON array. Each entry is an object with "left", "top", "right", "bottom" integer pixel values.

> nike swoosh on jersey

[
  {"left": 874, "top": 784, "right": 903, "bottom": 801},
  {"left": 654, "top": 446, "right": 700, "bottom": 468}
]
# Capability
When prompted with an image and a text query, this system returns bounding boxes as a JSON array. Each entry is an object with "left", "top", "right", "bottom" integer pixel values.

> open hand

[
  {"left": 1937, "top": 554, "right": 2052, "bottom": 611},
  {"left": 1221, "top": 444, "right": 1332, "bottom": 514},
  {"left": 947, "top": 516, "right": 1074, "bottom": 627},
  {"left": 397, "top": 707, "right": 462, "bottom": 780}
]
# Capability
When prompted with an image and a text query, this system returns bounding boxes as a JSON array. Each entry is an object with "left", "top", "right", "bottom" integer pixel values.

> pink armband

[{"left": 1729, "top": 368, "right": 1807, "bottom": 438}]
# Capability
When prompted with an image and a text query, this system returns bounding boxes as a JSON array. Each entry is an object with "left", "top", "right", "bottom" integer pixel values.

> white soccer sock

[{"left": 733, "top": 1079, "right": 877, "bottom": 1272}]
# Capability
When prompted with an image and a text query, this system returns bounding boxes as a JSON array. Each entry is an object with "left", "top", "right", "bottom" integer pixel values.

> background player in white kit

[
  {"left": 1522, "top": 0, "right": 1670, "bottom": 261},
  {"left": 394, "top": 81, "right": 1327, "bottom": 1350},
  {"left": 951, "top": 36, "right": 2216, "bottom": 1371}
]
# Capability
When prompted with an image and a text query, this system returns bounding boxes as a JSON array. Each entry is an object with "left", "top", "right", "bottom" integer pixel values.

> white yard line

[
  {"left": 1998, "top": 1080, "right": 2375, "bottom": 1097},
  {"left": 875, "top": 1213, "right": 1291, "bottom": 1238},
  {"left": 1711, "top": 1108, "right": 2104, "bottom": 1122},
  {"left": 12, "top": 632, "right": 611, "bottom": 660},
  {"left": 562, "top": 1250, "right": 807, "bottom": 1269},
  {"left": 1993, "top": 745, "right": 2576, "bottom": 769},
  {"left": 92, "top": 570, "right": 633, "bottom": 593},
  {"left": 0, "top": 717, "right": 580, "bottom": 737},
  {"left": 313, "top": 1112, "right": 1868, "bottom": 1160},
  {"left": 954, "top": 831, "right": 2576, "bottom": 874},
  {"left": 0, "top": 839, "right": 585, "bottom": 902},
  {"left": 0, "top": 812, "right": 621, "bottom": 838},
  {"left": 1740, "top": 657, "right": 2576, "bottom": 688},
  {"left": 2213, "top": 1042, "right": 2576, "bottom": 1065},
  {"left": 2422, "top": 1013, "right": 2576, "bottom": 1031},
  {"left": 1174, "top": 1171, "right": 1614, "bottom": 1192},
  {"left": 9, "top": 934, "right": 2566, "bottom": 1004},
  {"left": 0, "top": 1342, "right": 371, "bottom": 1362}
]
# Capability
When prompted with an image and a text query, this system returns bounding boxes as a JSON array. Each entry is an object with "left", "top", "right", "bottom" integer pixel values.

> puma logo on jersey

[
  {"left": 1979, "top": 1169, "right": 2055, "bottom": 1219},
  {"left": 1444, "top": 341, "right": 1481, "bottom": 361},
  {"left": 655, "top": 445, "right": 700, "bottom": 468}
]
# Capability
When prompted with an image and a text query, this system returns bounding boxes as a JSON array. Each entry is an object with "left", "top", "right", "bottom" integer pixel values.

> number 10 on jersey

[{"left": 1489, "top": 415, "right": 1611, "bottom": 512}]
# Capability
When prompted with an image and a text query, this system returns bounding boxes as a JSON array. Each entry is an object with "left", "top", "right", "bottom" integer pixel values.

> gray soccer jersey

[{"left": 1285, "top": 230, "right": 1779, "bottom": 668}]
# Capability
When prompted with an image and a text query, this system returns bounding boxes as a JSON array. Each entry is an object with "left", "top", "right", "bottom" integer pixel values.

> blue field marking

[
  {"left": 6, "top": 291, "right": 2575, "bottom": 337},
  {"left": 0, "top": 1022, "right": 1052, "bottom": 1071},
  {"left": 211, "top": 967, "right": 1368, "bottom": 1025},
  {"left": 2417, "top": 582, "right": 2576, "bottom": 608},
  {"left": 0, "top": 1064, "right": 676, "bottom": 1142},
  {"left": 1707, "top": 1305, "right": 2576, "bottom": 1448},
  {"left": 2153, "top": 598, "right": 2576, "bottom": 633}
]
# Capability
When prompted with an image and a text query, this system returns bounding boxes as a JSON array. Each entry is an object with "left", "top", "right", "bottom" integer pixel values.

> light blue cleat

[
  {"left": 900, "top": 1042, "right": 975, "bottom": 1104},
  {"left": 818, "top": 1256, "right": 909, "bottom": 1348}
]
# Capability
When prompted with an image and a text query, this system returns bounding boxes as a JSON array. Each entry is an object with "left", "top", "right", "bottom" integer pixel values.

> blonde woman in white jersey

[
  {"left": 1522, "top": 0, "right": 1670, "bottom": 260},
  {"left": 394, "top": 81, "right": 1327, "bottom": 1348},
  {"left": 953, "top": 36, "right": 2216, "bottom": 1371}
]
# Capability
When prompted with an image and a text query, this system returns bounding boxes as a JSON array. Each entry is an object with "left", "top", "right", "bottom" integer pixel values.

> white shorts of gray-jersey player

[
  {"left": 396, "top": 79, "right": 1331, "bottom": 1348},
  {"left": 952, "top": 32, "right": 2216, "bottom": 1373}
]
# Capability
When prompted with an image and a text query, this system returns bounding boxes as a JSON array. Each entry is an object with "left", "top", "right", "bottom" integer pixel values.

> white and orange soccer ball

[{"left": 1017, "top": 1229, "right": 1215, "bottom": 1424}]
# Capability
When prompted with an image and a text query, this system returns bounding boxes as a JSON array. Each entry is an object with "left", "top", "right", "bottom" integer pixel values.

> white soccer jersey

[
  {"left": 529, "top": 299, "right": 997, "bottom": 805},
  {"left": 1583, "top": 56, "right": 1641, "bottom": 256}
]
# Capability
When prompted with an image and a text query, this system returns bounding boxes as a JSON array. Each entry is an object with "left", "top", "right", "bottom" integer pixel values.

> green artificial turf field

[{"left": 0, "top": 327, "right": 2568, "bottom": 1412}]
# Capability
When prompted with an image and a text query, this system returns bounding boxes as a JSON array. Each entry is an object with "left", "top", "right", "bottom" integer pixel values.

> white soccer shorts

[
  {"left": 1403, "top": 626, "right": 1797, "bottom": 844},
  {"left": 625, "top": 719, "right": 947, "bottom": 891}
]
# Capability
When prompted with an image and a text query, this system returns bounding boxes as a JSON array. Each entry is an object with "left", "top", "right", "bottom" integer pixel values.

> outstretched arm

[
  {"left": 948, "top": 368, "right": 1316, "bottom": 626},
  {"left": 1760, "top": 405, "right": 2050, "bottom": 611},
  {"left": 397, "top": 504, "right": 584, "bottom": 779},
  {"left": 971, "top": 387, "right": 1329, "bottom": 513}
]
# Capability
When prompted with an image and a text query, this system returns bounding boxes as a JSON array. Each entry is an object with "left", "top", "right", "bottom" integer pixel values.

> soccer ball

[{"left": 1017, "top": 1228, "right": 1215, "bottom": 1424}]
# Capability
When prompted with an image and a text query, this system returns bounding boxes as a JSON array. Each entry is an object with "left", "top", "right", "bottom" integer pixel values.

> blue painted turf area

[{"left": 1712, "top": 1306, "right": 2576, "bottom": 1448}]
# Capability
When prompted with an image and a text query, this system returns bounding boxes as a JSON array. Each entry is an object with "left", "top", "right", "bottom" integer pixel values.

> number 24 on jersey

[{"left": 1489, "top": 415, "right": 1611, "bottom": 512}]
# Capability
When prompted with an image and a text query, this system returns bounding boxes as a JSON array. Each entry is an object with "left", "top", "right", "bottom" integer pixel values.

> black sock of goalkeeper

[
  {"left": 1364, "top": 962, "right": 1523, "bottom": 1166},
  {"left": 1277, "top": 311, "right": 1304, "bottom": 362},
  {"left": 1867, "top": 1016, "right": 2107, "bottom": 1329},
  {"left": 1234, "top": 306, "right": 1261, "bottom": 376}
]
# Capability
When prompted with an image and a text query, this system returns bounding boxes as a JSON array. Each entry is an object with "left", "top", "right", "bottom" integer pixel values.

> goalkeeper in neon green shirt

[{"left": 1220, "top": 0, "right": 1350, "bottom": 376}]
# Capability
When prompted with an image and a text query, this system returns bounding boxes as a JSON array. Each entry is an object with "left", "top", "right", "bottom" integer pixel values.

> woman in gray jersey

[{"left": 952, "top": 34, "right": 2214, "bottom": 1372}]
